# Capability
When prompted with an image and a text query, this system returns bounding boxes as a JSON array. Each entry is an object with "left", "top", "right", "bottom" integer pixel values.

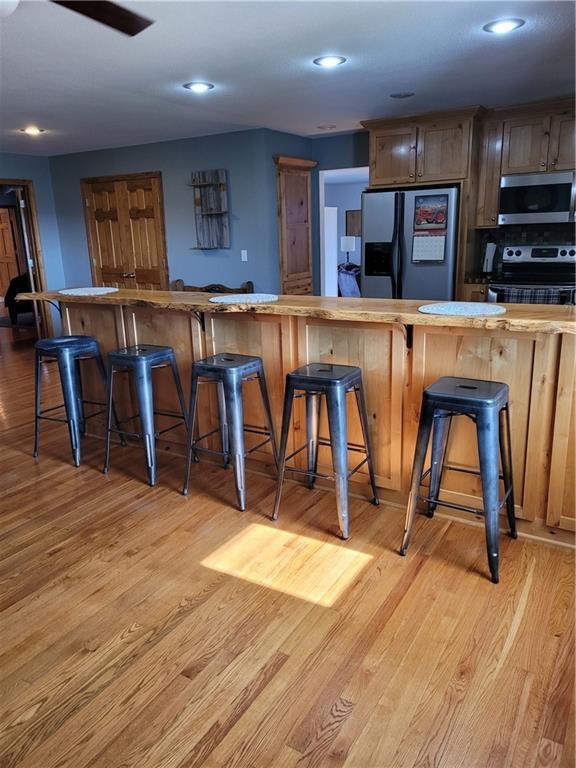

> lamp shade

[{"left": 340, "top": 236, "right": 356, "bottom": 252}]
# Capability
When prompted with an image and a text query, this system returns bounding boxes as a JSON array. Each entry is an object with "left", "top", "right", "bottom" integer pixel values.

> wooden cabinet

[
  {"left": 363, "top": 110, "right": 476, "bottom": 187},
  {"left": 501, "top": 115, "right": 550, "bottom": 174},
  {"left": 459, "top": 283, "right": 488, "bottom": 302},
  {"left": 549, "top": 113, "right": 575, "bottom": 171},
  {"left": 475, "top": 121, "right": 503, "bottom": 227},
  {"left": 275, "top": 156, "right": 317, "bottom": 295},
  {"left": 501, "top": 109, "right": 575, "bottom": 175},
  {"left": 370, "top": 125, "right": 417, "bottom": 185},
  {"left": 416, "top": 119, "right": 471, "bottom": 181}
]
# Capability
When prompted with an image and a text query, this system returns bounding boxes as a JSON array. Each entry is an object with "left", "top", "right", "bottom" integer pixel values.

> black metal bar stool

[
  {"left": 182, "top": 353, "right": 277, "bottom": 511},
  {"left": 400, "top": 376, "right": 516, "bottom": 583},
  {"left": 103, "top": 345, "right": 188, "bottom": 487},
  {"left": 34, "top": 335, "right": 116, "bottom": 467},
  {"left": 273, "top": 363, "right": 379, "bottom": 540}
]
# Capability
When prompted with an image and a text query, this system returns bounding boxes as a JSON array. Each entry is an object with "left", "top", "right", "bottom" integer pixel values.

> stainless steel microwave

[{"left": 498, "top": 171, "right": 575, "bottom": 225}]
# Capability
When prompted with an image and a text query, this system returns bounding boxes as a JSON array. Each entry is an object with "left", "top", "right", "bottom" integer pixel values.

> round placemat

[
  {"left": 418, "top": 302, "right": 506, "bottom": 317},
  {"left": 58, "top": 287, "right": 120, "bottom": 296},
  {"left": 208, "top": 293, "right": 279, "bottom": 304}
]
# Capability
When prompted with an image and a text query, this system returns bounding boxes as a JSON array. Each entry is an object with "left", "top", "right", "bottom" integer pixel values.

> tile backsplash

[{"left": 478, "top": 224, "right": 575, "bottom": 248}]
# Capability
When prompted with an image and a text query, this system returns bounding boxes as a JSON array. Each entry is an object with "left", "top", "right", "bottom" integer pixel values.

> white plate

[
  {"left": 418, "top": 302, "right": 506, "bottom": 317},
  {"left": 58, "top": 287, "right": 120, "bottom": 296},
  {"left": 208, "top": 293, "right": 279, "bottom": 304}
]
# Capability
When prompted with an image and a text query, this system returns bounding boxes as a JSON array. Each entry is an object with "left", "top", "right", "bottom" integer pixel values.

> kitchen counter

[
  {"left": 22, "top": 289, "right": 575, "bottom": 543},
  {"left": 19, "top": 289, "right": 576, "bottom": 334}
]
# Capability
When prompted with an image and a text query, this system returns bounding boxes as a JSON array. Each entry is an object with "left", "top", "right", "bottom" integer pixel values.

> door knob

[{"left": 122, "top": 272, "right": 136, "bottom": 278}]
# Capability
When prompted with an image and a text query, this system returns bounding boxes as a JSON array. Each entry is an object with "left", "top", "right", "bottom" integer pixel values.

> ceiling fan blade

[{"left": 51, "top": 1, "right": 154, "bottom": 36}]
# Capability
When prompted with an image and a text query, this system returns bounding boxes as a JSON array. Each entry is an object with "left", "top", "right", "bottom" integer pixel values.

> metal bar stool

[
  {"left": 400, "top": 376, "right": 517, "bottom": 583},
  {"left": 273, "top": 363, "right": 379, "bottom": 540},
  {"left": 182, "top": 353, "right": 277, "bottom": 511},
  {"left": 34, "top": 335, "right": 118, "bottom": 467},
  {"left": 103, "top": 345, "right": 188, "bottom": 487}
]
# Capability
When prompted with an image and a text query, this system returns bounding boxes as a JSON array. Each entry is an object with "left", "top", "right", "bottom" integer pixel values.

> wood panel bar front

[{"left": 28, "top": 290, "right": 574, "bottom": 545}]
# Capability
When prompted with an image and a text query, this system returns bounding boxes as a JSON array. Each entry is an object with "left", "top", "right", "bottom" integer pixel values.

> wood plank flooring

[{"left": 0, "top": 327, "right": 574, "bottom": 768}]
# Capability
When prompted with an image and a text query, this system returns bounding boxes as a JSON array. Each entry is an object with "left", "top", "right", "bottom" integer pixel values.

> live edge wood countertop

[{"left": 19, "top": 289, "right": 576, "bottom": 334}]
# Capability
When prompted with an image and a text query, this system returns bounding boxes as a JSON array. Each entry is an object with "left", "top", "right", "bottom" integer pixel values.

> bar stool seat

[
  {"left": 34, "top": 334, "right": 112, "bottom": 467},
  {"left": 182, "top": 353, "right": 277, "bottom": 511},
  {"left": 273, "top": 363, "right": 379, "bottom": 540},
  {"left": 400, "top": 376, "right": 516, "bottom": 583},
  {"left": 103, "top": 344, "right": 188, "bottom": 487}
]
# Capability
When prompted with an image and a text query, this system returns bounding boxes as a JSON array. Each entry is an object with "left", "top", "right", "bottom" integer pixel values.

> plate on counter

[
  {"left": 209, "top": 293, "right": 279, "bottom": 304},
  {"left": 58, "top": 287, "right": 120, "bottom": 296},
  {"left": 418, "top": 302, "right": 506, "bottom": 317}
]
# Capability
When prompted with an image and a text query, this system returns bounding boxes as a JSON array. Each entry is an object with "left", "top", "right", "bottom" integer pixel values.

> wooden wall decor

[
  {"left": 189, "top": 169, "right": 230, "bottom": 249},
  {"left": 346, "top": 209, "right": 362, "bottom": 237},
  {"left": 275, "top": 155, "right": 318, "bottom": 295}
]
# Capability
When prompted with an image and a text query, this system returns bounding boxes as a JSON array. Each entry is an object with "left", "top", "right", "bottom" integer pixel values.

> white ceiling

[{"left": 0, "top": 0, "right": 573, "bottom": 156}]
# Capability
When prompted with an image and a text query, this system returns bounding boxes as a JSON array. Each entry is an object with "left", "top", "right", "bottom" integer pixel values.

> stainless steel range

[{"left": 488, "top": 244, "right": 576, "bottom": 304}]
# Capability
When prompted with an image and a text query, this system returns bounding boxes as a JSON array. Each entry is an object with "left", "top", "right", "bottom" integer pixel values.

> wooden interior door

[
  {"left": 0, "top": 208, "right": 22, "bottom": 306},
  {"left": 275, "top": 156, "right": 317, "bottom": 295},
  {"left": 82, "top": 172, "right": 169, "bottom": 290}
]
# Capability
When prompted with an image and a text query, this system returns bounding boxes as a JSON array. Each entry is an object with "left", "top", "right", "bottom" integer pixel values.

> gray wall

[
  {"left": 0, "top": 153, "right": 65, "bottom": 290},
  {"left": 0, "top": 129, "right": 369, "bottom": 297}
]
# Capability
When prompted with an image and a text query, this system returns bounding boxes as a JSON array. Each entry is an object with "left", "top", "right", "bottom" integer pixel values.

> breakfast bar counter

[{"left": 22, "top": 289, "right": 575, "bottom": 542}]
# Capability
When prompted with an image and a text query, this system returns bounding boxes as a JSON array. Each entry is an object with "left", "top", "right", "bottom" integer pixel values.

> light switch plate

[{"left": 241, "top": 250, "right": 248, "bottom": 262}]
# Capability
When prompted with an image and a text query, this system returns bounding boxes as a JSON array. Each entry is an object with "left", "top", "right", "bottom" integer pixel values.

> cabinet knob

[
  {"left": 418, "top": 172, "right": 422, "bottom": 177},
  {"left": 551, "top": 160, "right": 557, "bottom": 166},
  {"left": 491, "top": 216, "right": 496, "bottom": 221},
  {"left": 409, "top": 173, "right": 414, "bottom": 178},
  {"left": 540, "top": 161, "right": 546, "bottom": 167}
]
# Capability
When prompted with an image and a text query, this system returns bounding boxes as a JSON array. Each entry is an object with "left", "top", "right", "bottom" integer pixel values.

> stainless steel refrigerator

[{"left": 361, "top": 186, "right": 459, "bottom": 299}]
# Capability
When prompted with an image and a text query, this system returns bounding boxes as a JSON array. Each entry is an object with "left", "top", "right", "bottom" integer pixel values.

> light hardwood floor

[{"left": 0, "top": 327, "right": 574, "bottom": 768}]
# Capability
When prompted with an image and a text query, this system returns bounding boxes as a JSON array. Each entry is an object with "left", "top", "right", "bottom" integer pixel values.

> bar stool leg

[
  {"left": 477, "top": 409, "right": 501, "bottom": 584},
  {"left": 95, "top": 352, "right": 125, "bottom": 446},
  {"left": 134, "top": 364, "right": 157, "bottom": 487},
  {"left": 258, "top": 369, "right": 278, "bottom": 468},
  {"left": 168, "top": 357, "right": 189, "bottom": 434},
  {"left": 103, "top": 363, "right": 115, "bottom": 475},
  {"left": 58, "top": 352, "right": 82, "bottom": 467},
  {"left": 326, "top": 386, "right": 350, "bottom": 540},
  {"left": 400, "top": 400, "right": 434, "bottom": 555},
  {"left": 182, "top": 372, "right": 199, "bottom": 495},
  {"left": 272, "top": 382, "right": 295, "bottom": 521},
  {"left": 216, "top": 381, "right": 230, "bottom": 467},
  {"left": 223, "top": 375, "right": 246, "bottom": 511},
  {"left": 33, "top": 351, "right": 42, "bottom": 458},
  {"left": 354, "top": 382, "right": 379, "bottom": 506},
  {"left": 305, "top": 393, "right": 321, "bottom": 489},
  {"left": 76, "top": 359, "right": 86, "bottom": 436},
  {"left": 427, "top": 412, "right": 452, "bottom": 517},
  {"left": 499, "top": 405, "right": 517, "bottom": 539}
]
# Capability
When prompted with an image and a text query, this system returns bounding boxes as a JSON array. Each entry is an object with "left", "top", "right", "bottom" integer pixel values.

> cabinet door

[
  {"left": 275, "top": 157, "right": 317, "bottom": 294},
  {"left": 548, "top": 113, "right": 575, "bottom": 171},
  {"left": 416, "top": 119, "right": 471, "bottom": 181},
  {"left": 370, "top": 125, "right": 417, "bottom": 185},
  {"left": 459, "top": 283, "right": 488, "bottom": 302},
  {"left": 501, "top": 116, "right": 550, "bottom": 174},
  {"left": 476, "top": 121, "right": 503, "bottom": 227}
]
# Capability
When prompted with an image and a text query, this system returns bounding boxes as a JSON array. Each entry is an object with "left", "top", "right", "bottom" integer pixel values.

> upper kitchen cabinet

[
  {"left": 549, "top": 112, "right": 575, "bottom": 171},
  {"left": 415, "top": 119, "right": 472, "bottom": 181},
  {"left": 369, "top": 125, "right": 417, "bottom": 185},
  {"left": 501, "top": 115, "right": 551, "bottom": 174},
  {"left": 362, "top": 109, "right": 478, "bottom": 187},
  {"left": 475, "top": 121, "right": 503, "bottom": 227}
]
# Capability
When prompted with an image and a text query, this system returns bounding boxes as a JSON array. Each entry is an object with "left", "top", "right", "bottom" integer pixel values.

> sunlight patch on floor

[{"left": 201, "top": 522, "right": 373, "bottom": 606}]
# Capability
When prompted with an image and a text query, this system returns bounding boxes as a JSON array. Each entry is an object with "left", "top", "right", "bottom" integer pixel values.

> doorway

[
  {"left": 0, "top": 179, "right": 53, "bottom": 338},
  {"left": 318, "top": 167, "right": 368, "bottom": 297},
  {"left": 81, "top": 172, "right": 169, "bottom": 290}
]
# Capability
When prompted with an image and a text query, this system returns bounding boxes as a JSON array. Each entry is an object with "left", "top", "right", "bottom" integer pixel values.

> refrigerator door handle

[
  {"left": 396, "top": 191, "right": 405, "bottom": 299},
  {"left": 389, "top": 192, "right": 399, "bottom": 299}
]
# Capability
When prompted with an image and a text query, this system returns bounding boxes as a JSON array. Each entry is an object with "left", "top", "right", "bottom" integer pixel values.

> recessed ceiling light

[
  {"left": 182, "top": 82, "right": 215, "bottom": 93},
  {"left": 313, "top": 56, "right": 346, "bottom": 68},
  {"left": 389, "top": 92, "right": 415, "bottom": 99},
  {"left": 483, "top": 18, "right": 525, "bottom": 34},
  {"left": 317, "top": 124, "right": 338, "bottom": 131},
  {"left": 19, "top": 126, "right": 45, "bottom": 136}
]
